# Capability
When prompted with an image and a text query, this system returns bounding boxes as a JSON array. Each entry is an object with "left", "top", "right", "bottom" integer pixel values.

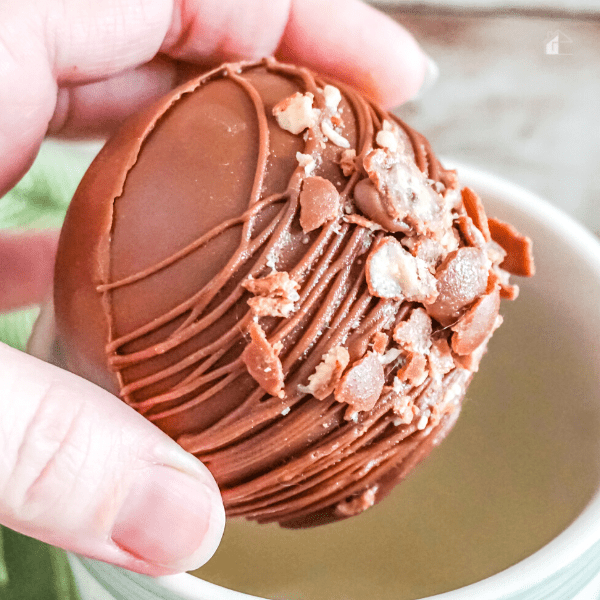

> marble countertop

[
  {"left": 383, "top": 9, "right": 600, "bottom": 234},
  {"left": 374, "top": 1, "right": 600, "bottom": 17}
]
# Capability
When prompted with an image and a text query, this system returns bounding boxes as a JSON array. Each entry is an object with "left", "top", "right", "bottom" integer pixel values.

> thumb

[{"left": 0, "top": 342, "right": 225, "bottom": 576}]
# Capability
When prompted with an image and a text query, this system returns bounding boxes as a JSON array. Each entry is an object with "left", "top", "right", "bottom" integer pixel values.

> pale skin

[{"left": 0, "top": 0, "right": 433, "bottom": 577}]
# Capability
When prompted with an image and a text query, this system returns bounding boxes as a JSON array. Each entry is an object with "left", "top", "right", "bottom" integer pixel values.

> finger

[
  {"left": 0, "top": 0, "right": 433, "bottom": 193},
  {"left": 160, "top": 0, "right": 291, "bottom": 64},
  {"left": 161, "top": 0, "right": 432, "bottom": 106},
  {"left": 0, "top": 231, "right": 59, "bottom": 312},
  {"left": 0, "top": 343, "right": 225, "bottom": 575},
  {"left": 0, "top": 0, "right": 283, "bottom": 193},
  {"left": 48, "top": 57, "right": 180, "bottom": 137},
  {"left": 45, "top": 0, "right": 292, "bottom": 138},
  {"left": 48, "top": 56, "right": 213, "bottom": 138},
  {"left": 276, "top": 0, "right": 431, "bottom": 107},
  {"left": 51, "top": 0, "right": 432, "bottom": 138}
]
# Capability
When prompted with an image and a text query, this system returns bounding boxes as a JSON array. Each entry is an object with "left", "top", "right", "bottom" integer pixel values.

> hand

[{"left": 0, "top": 0, "right": 436, "bottom": 576}]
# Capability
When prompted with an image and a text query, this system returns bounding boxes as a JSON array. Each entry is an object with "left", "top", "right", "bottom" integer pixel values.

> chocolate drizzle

[{"left": 54, "top": 58, "right": 533, "bottom": 527}]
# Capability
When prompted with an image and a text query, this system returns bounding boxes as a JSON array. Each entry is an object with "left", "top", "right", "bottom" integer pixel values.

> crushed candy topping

[
  {"left": 242, "top": 271, "right": 300, "bottom": 318},
  {"left": 392, "top": 390, "right": 416, "bottom": 424},
  {"left": 340, "top": 148, "right": 357, "bottom": 176},
  {"left": 486, "top": 240, "right": 507, "bottom": 265},
  {"left": 393, "top": 308, "right": 433, "bottom": 355},
  {"left": 375, "top": 120, "right": 398, "bottom": 153},
  {"left": 362, "top": 148, "right": 452, "bottom": 240},
  {"left": 323, "top": 84, "right": 342, "bottom": 111},
  {"left": 488, "top": 217, "right": 535, "bottom": 277},
  {"left": 242, "top": 322, "right": 285, "bottom": 398},
  {"left": 451, "top": 285, "right": 501, "bottom": 355},
  {"left": 456, "top": 215, "right": 487, "bottom": 249},
  {"left": 416, "top": 409, "right": 431, "bottom": 430},
  {"left": 335, "top": 487, "right": 378, "bottom": 517},
  {"left": 334, "top": 351, "right": 385, "bottom": 411},
  {"left": 321, "top": 119, "right": 350, "bottom": 148},
  {"left": 366, "top": 236, "right": 438, "bottom": 303},
  {"left": 495, "top": 266, "right": 520, "bottom": 300},
  {"left": 299, "top": 176, "right": 341, "bottom": 233},
  {"left": 380, "top": 348, "right": 402, "bottom": 365},
  {"left": 397, "top": 352, "right": 428, "bottom": 386},
  {"left": 453, "top": 315, "right": 503, "bottom": 373},
  {"left": 428, "top": 337, "right": 455, "bottom": 381},
  {"left": 273, "top": 92, "right": 318, "bottom": 135},
  {"left": 296, "top": 152, "right": 316, "bottom": 175},
  {"left": 372, "top": 331, "right": 389, "bottom": 354},
  {"left": 402, "top": 235, "right": 445, "bottom": 267},
  {"left": 353, "top": 178, "right": 411, "bottom": 233},
  {"left": 427, "top": 247, "right": 490, "bottom": 326},
  {"left": 299, "top": 345, "right": 350, "bottom": 400},
  {"left": 244, "top": 76, "right": 533, "bottom": 459},
  {"left": 461, "top": 187, "right": 491, "bottom": 241},
  {"left": 344, "top": 213, "right": 383, "bottom": 231}
]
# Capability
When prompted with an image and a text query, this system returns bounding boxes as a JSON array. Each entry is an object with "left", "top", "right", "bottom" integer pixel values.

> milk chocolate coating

[{"left": 54, "top": 58, "right": 531, "bottom": 527}]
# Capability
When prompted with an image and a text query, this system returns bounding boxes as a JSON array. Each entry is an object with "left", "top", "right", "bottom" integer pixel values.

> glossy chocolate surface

[{"left": 54, "top": 58, "right": 533, "bottom": 526}]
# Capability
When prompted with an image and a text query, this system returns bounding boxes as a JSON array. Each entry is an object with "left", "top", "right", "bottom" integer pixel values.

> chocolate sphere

[{"left": 54, "top": 58, "right": 533, "bottom": 527}]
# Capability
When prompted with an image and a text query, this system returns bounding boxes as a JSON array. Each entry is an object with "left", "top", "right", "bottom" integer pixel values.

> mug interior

[
  {"left": 33, "top": 163, "right": 600, "bottom": 600},
  {"left": 166, "top": 164, "right": 600, "bottom": 600}
]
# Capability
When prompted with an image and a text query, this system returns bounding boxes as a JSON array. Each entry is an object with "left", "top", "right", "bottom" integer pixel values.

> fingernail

[
  {"left": 112, "top": 464, "right": 225, "bottom": 571},
  {"left": 411, "top": 56, "right": 439, "bottom": 101},
  {"left": 154, "top": 440, "right": 216, "bottom": 483}
]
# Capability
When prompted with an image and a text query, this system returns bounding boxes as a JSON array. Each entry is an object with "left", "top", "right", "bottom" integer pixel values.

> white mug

[{"left": 31, "top": 164, "right": 600, "bottom": 600}]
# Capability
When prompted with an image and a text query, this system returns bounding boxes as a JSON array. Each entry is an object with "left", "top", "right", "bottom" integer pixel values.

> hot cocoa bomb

[{"left": 54, "top": 58, "right": 534, "bottom": 528}]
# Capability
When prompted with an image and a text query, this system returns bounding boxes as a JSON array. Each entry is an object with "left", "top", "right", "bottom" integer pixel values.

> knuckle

[{"left": 0, "top": 378, "right": 89, "bottom": 523}]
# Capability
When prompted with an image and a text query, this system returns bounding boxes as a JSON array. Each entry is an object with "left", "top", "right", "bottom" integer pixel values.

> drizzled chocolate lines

[{"left": 96, "top": 58, "right": 466, "bottom": 525}]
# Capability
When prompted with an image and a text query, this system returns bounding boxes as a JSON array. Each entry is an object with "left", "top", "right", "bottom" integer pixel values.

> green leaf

[
  {"left": 0, "top": 528, "right": 80, "bottom": 600},
  {"left": 0, "top": 307, "right": 40, "bottom": 351},
  {"left": 0, "top": 528, "right": 9, "bottom": 586},
  {"left": 0, "top": 140, "right": 100, "bottom": 230}
]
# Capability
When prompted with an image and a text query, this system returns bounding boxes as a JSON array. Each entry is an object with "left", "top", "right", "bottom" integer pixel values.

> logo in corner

[{"left": 545, "top": 30, "right": 573, "bottom": 55}]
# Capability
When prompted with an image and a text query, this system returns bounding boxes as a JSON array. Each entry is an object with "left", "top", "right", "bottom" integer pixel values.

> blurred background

[
  {"left": 0, "top": 2, "right": 598, "bottom": 597},
  {"left": 375, "top": 0, "right": 600, "bottom": 233}
]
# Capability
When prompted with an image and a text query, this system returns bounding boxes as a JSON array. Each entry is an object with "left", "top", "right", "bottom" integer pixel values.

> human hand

[{"left": 0, "top": 0, "right": 436, "bottom": 576}]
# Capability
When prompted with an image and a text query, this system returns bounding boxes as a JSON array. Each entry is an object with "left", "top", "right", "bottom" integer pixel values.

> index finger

[{"left": 0, "top": 0, "right": 432, "bottom": 194}]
